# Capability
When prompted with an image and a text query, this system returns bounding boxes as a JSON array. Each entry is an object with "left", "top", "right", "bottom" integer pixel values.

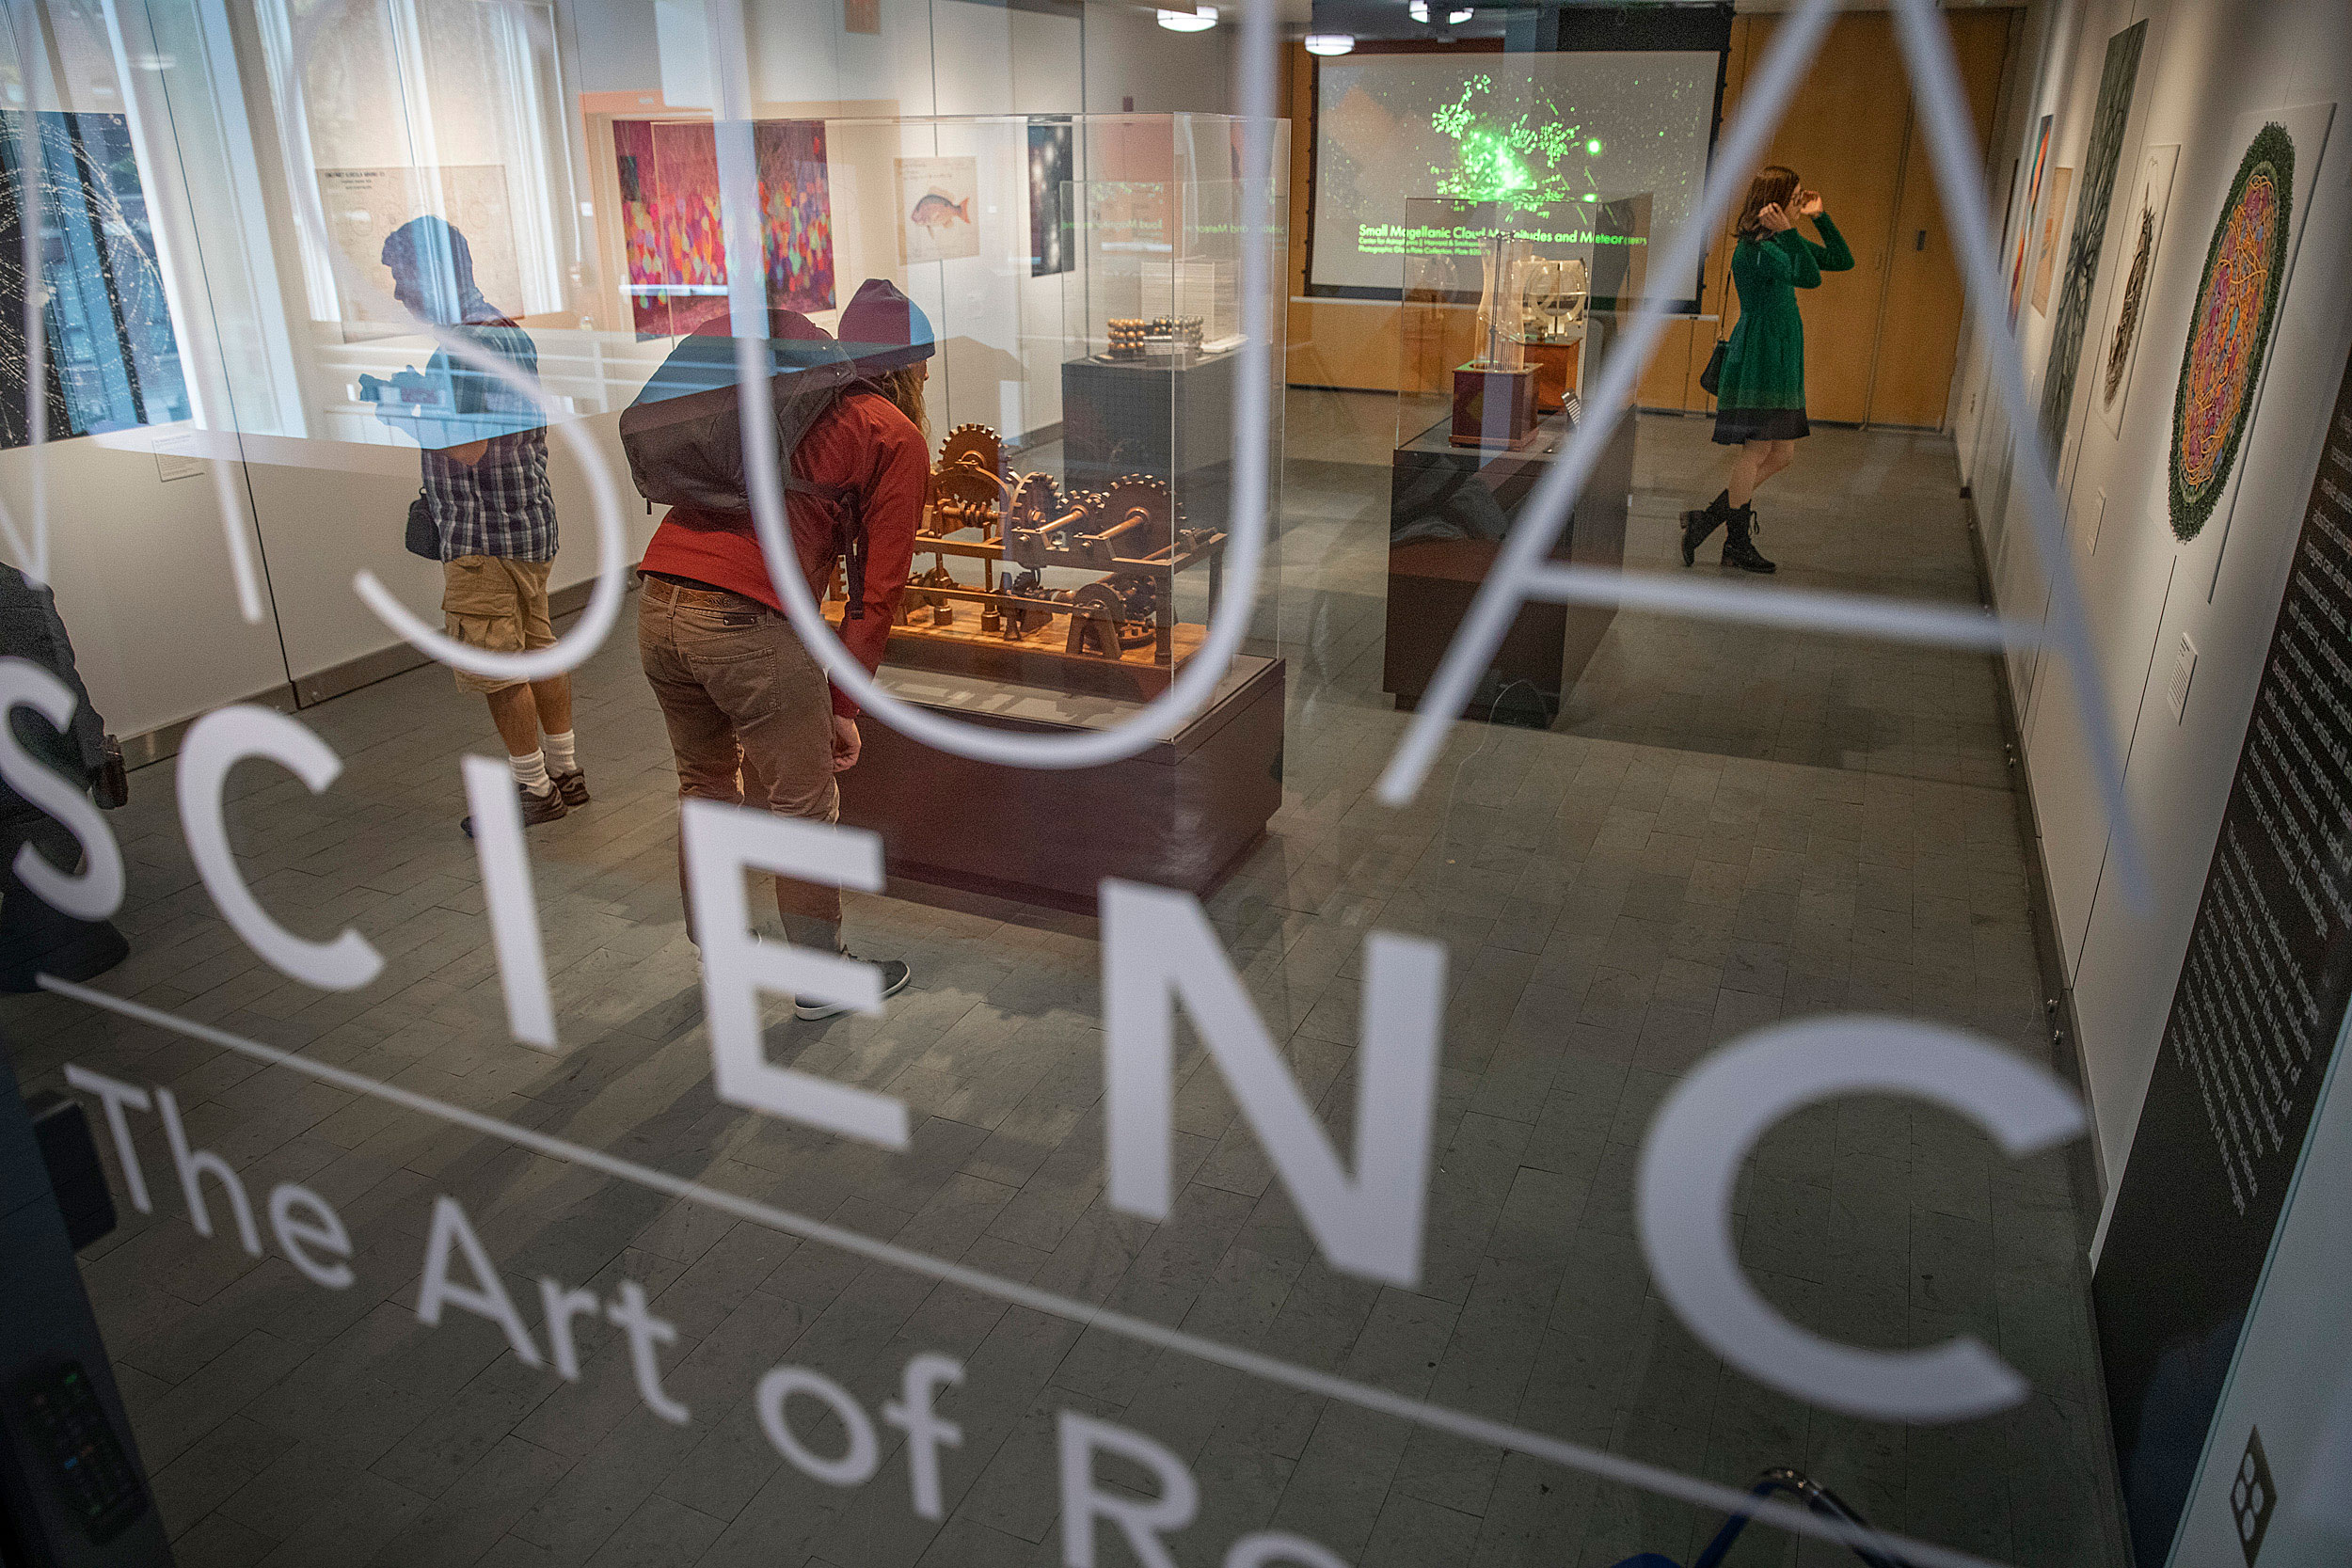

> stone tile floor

[{"left": 1, "top": 395, "right": 2129, "bottom": 1568}]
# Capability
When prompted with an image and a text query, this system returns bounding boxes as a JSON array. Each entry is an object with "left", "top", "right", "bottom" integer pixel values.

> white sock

[
  {"left": 543, "top": 729, "right": 578, "bottom": 774},
  {"left": 509, "top": 748, "right": 551, "bottom": 795}
]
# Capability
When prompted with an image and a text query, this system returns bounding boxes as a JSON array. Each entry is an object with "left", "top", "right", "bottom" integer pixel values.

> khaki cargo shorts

[{"left": 441, "top": 555, "right": 556, "bottom": 693}]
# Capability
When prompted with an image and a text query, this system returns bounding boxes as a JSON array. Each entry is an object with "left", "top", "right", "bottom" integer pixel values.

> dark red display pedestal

[
  {"left": 1451, "top": 365, "right": 1540, "bottom": 450},
  {"left": 1385, "top": 400, "right": 1633, "bottom": 726},
  {"left": 837, "top": 657, "right": 1284, "bottom": 912}
]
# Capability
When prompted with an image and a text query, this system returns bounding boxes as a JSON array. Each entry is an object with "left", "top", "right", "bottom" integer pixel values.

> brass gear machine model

[
  {"left": 1005, "top": 474, "right": 1195, "bottom": 571},
  {"left": 925, "top": 423, "right": 1009, "bottom": 539},
  {"left": 837, "top": 424, "right": 1230, "bottom": 691}
]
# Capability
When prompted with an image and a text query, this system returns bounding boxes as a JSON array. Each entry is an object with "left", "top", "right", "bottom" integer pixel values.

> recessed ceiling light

[
  {"left": 1156, "top": 6, "right": 1216, "bottom": 31},
  {"left": 1304, "top": 33, "right": 1354, "bottom": 55}
]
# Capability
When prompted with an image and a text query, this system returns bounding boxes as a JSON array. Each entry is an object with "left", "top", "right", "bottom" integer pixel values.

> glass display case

[
  {"left": 589, "top": 111, "right": 1292, "bottom": 899},
  {"left": 1384, "top": 195, "right": 1631, "bottom": 727},
  {"left": 1395, "top": 195, "right": 1593, "bottom": 454},
  {"left": 673, "top": 119, "right": 1290, "bottom": 710}
]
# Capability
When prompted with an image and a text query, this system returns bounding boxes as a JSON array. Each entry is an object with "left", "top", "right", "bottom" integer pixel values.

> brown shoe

[
  {"left": 462, "top": 783, "right": 567, "bottom": 839},
  {"left": 551, "top": 769, "right": 591, "bottom": 808}
]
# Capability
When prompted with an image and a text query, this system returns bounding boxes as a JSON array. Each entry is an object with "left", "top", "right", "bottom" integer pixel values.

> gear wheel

[
  {"left": 1065, "top": 573, "right": 1161, "bottom": 657},
  {"left": 1008, "top": 472, "right": 1063, "bottom": 534},
  {"left": 1080, "top": 475, "right": 1178, "bottom": 564},
  {"left": 928, "top": 465, "right": 1005, "bottom": 535},
  {"left": 937, "top": 423, "right": 1004, "bottom": 480}
]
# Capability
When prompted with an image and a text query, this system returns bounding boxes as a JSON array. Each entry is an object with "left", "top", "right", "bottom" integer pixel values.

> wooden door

[
  {"left": 1640, "top": 8, "right": 2016, "bottom": 429},
  {"left": 1864, "top": 11, "right": 2015, "bottom": 428}
]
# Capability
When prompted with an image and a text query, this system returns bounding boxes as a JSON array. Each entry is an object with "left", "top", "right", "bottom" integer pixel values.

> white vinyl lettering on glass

[
  {"left": 1103, "top": 879, "right": 1445, "bottom": 1288},
  {"left": 1638, "top": 1016, "right": 2084, "bottom": 1420},
  {"left": 681, "top": 801, "right": 909, "bottom": 1148},
  {"left": 178, "top": 705, "right": 384, "bottom": 991},
  {"left": 0, "top": 657, "right": 124, "bottom": 922}
]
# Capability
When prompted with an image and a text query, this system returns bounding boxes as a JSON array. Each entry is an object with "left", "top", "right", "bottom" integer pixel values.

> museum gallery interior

[{"left": 0, "top": 1, "right": 2347, "bottom": 1565}]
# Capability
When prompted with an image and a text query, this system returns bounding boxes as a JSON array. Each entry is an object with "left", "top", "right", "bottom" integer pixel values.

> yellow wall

[{"left": 1283, "top": 12, "right": 2015, "bottom": 428}]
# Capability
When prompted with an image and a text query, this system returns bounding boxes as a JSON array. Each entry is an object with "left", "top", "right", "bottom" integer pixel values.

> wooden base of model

[
  {"left": 834, "top": 607, "right": 1208, "bottom": 699},
  {"left": 830, "top": 420, "right": 1229, "bottom": 698},
  {"left": 1450, "top": 365, "right": 1541, "bottom": 450}
]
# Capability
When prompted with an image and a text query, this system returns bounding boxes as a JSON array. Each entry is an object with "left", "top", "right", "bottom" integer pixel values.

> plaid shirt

[{"left": 418, "top": 323, "right": 558, "bottom": 562}]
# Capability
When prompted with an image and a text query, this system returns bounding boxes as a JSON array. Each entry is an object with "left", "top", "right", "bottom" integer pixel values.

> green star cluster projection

[
  {"left": 1308, "top": 50, "right": 1717, "bottom": 296},
  {"left": 1428, "top": 73, "right": 1603, "bottom": 213}
]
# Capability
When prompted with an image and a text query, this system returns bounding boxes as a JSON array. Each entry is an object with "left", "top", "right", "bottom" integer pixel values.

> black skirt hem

[{"left": 1712, "top": 406, "right": 1811, "bottom": 445}]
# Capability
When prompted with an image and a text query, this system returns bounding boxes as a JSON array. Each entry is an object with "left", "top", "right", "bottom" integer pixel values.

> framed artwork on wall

[
  {"left": 898, "top": 155, "right": 979, "bottom": 265},
  {"left": 612, "top": 119, "right": 836, "bottom": 338},
  {"left": 1028, "top": 119, "right": 1074, "bottom": 277},
  {"left": 2029, "top": 165, "right": 2073, "bottom": 317},
  {"left": 0, "top": 109, "right": 188, "bottom": 449},
  {"left": 2010, "top": 113, "right": 2053, "bottom": 327},
  {"left": 2170, "top": 103, "right": 2336, "bottom": 546},
  {"left": 317, "top": 164, "right": 525, "bottom": 340},
  {"left": 2096, "top": 143, "right": 2180, "bottom": 440},
  {"left": 2171, "top": 123, "right": 2292, "bottom": 540},
  {"left": 756, "top": 121, "right": 837, "bottom": 313},
  {"left": 2037, "top": 19, "right": 2147, "bottom": 454}
]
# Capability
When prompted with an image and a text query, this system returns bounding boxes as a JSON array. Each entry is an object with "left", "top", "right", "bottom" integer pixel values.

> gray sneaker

[
  {"left": 461, "top": 782, "right": 566, "bottom": 839},
  {"left": 795, "top": 957, "right": 913, "bottom": 1021}
]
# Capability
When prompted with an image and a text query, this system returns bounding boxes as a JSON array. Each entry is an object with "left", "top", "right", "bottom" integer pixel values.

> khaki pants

[
  {"left": 442, "top": 555, "right": 555, "bottom": 693},
  {"left": 637, "top": 575, "right": 841, "bottom": 933}
]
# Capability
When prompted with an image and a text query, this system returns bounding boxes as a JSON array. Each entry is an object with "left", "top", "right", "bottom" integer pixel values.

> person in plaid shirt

[{"left": 376, "top": 216, "right": 586, "bottom": 832}]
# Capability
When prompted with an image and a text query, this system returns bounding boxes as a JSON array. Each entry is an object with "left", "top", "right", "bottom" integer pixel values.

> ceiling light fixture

[
  {"left": 1303, "top": 33, "right": 1354, "bottom": 55},
  {"left": 1156, "top": 5, "right": 1216, "bottom": 31}
]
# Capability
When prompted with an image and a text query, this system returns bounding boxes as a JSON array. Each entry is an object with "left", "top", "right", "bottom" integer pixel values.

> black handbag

[
  {"left": 1698, "top": 338, "right": 1728, "bottom": 397},
  {"left": 405, "top": 488, "right": 439, "bottom": 560}
]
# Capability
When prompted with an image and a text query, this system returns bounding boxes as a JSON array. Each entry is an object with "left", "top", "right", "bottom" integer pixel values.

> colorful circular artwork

[{"left": 2170, "top": 123, "right": 2294, "bottom": 541}]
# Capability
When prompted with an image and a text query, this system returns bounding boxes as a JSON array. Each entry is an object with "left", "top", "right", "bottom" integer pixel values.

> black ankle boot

[
  {"left": 1680, "top": 490, "right": 1731, "bottom": 567},
  {"left": 1721, "top": 504, "right": 1776, "bottom": 574}
]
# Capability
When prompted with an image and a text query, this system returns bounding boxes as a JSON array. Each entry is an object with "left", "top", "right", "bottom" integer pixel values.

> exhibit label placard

[{"left": 2096, "top": 331, "right": 2352, "bottom": 1567}]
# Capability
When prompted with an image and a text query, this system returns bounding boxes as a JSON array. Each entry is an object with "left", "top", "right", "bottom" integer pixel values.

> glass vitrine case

[
  {"left": 1395, "top": 195, "right": 1596, "bottom": 455},
  {"left": 666, "top": 122, "right": 1288, "bottom": 708},
  {"left": 594, "top": 112, "right": 1291, "bottom": 902},
  {"left": 1384, "top": 194, "right": 1631, "bottom": 729}
]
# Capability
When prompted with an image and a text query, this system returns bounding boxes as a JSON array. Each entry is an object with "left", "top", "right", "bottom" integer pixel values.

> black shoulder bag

[
  {"left": 1700, "top": 316, "right": 1742, "bottom": 399},
  {"left": 405, "top": 489, "right": 439, "bottom": 560}
]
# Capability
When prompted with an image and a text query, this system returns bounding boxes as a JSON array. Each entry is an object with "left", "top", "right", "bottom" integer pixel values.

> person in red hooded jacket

[{"left": 636, "top": 278, "right": 930, "bottom": 1017}]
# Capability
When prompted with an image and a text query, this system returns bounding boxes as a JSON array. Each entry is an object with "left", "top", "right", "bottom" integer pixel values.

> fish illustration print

[{"left": 910, "top": 189, "right": 972, "bottom": 230}]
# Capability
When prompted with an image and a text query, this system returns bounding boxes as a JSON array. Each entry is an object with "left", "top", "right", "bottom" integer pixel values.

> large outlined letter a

[{"left": 1102, "top": 880, "right": 1444, "bottom": 1287}]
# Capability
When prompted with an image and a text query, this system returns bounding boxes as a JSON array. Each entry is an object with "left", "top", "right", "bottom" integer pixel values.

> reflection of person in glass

[
  {"left": 634, "top": 279, "right": 929, "bottom": 1020},
  {"left": 1683, "top": 166, "right": 1853, "bottom": 575},
  {"left": 0, "top": 564, "right": 130, "bottom": 990},
  {"left": 374, "top": 215, "right": 587, "bottom": 834}
]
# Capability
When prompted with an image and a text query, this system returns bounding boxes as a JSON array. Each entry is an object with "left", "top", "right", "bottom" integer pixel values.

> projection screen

[{"left": 1311, "top": 50, "right": 1722, "bottom": 309}]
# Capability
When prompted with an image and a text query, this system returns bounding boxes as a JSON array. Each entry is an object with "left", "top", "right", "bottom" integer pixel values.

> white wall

[
  {"left": 1955, "top": 0, "right": 2352, "bottom": 1217},
  {"left": 1081, "top": 2, "right": 1232, "bottom": 116}
]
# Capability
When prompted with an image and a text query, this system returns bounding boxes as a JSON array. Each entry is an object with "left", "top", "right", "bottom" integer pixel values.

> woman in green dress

[{"left": 1683, "top": 166, "right": 1854, "bottom": 573}]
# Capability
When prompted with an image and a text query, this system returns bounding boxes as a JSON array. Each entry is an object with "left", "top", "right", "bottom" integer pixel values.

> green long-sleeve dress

[{"left": 1712, "top": 214, "right": 1854, "bottom": 445}]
